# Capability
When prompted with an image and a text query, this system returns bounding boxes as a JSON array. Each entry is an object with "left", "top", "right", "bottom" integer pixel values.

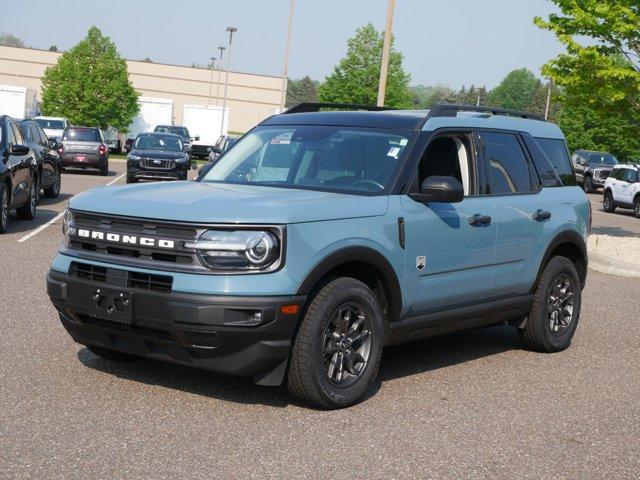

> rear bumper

[
  {"left": 47, "top": 268, "right": 306, "bottom": 384},
  {"left": 61, "top": 154, "right": 107, "bottom": 168}
]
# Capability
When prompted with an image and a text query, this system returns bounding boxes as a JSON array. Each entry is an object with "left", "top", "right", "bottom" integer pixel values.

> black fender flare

[
  {"left": 296, "top": 246, "right": 403, "bottom": 322},
  {"left": 532, "top": 230, "right": 588, "bottom": 291}
]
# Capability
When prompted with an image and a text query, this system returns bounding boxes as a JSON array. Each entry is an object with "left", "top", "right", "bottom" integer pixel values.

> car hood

[
  {"left": 70, "top": 181, "right": 390, "bottom": 224},
  {"left": 131, "top": 149, "right": 187, "bottom": 159}
]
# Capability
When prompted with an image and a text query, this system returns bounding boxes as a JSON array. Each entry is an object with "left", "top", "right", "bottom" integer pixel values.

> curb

[{"left": 588, "top": 249, "right": 640, "bottom": 278}]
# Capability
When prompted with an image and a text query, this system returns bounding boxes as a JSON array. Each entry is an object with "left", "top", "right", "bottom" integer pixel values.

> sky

[{"left": 2, "top": 0, "right": 565, "bottom": 89}]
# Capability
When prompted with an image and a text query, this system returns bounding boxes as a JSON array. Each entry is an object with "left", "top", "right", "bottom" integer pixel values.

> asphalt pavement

[
  {"left": 587, "top": 191, "right": 640, "bottom": 238},
  {"left": 1, "top": 169, "right": 639, "bottom": 479}
]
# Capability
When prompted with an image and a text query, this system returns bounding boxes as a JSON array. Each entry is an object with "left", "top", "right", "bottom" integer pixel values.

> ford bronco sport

[{"left": 47, "top": 103, "right": 590, "bottom": 409}]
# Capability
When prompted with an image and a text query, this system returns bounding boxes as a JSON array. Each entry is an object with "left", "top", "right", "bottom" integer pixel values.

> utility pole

[
  {"left": 377, "top": 0, "right": 396, "bottom": 107},
  {"left": 221, "top": 27, "right": 238, "bottom": 136},
  {"left": 215, "top": 46, "right": 226, "bottom": 105},
  {"left": 544, "top": 79, "right": 553, "bottom": 120},
  {"left": 279, "top": 0, "right": 296, "bottom": 111},
  {"left": 208, "top": 56, "right": 216, "bottom": 104}
]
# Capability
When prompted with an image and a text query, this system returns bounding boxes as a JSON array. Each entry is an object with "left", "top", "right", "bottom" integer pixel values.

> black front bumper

[{"left": 47, "top": 268, "right": 306, "bottom": 385}]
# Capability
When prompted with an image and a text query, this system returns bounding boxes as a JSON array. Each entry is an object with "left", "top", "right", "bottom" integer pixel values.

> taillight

[
  {"left": 98, "top": 144, "right": 107, "bottom": 155},
  {"left": 58, "top": 144, "right": 65, "bottom": 155}
]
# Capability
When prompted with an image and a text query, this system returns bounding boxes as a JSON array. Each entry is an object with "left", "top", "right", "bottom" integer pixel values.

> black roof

[
  {"left": 137, "top": 131, "right": 183, "bottom": 139},
  {"left": 261, "top": 111, "right": 426, "bottom": 130}
]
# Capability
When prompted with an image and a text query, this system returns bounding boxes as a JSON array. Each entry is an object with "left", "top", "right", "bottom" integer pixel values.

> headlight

[
  {"left": 128, "top": 153, "right": 141, "bottom": 161},
  {"left": 62, "top": 208, "right": 75, "bottom": 237},
  {"left": 175, "top": 155, "right": 188, "bottom": 163},
  {"left": 184, "top": 229, "right": 282, "bottom": 271}
]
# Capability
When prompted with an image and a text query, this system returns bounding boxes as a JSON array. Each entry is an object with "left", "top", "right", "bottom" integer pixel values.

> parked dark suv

[
  {"left": 58, "top": 127, "right": 109, "bottom": 176},
  {"left": 126, "top": 132, "right": 190, "bottom": 183},
  {"left": 0, "top": 115, "right": 38, "bottom": 233},
  {"left": 571, "top": 149, "right": 618, "bottom": 193},
  {"left": 19, "top": 119, "right": 62, "bottom": 199}
]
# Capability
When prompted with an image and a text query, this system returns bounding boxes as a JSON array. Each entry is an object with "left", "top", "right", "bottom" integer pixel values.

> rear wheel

[
  {"left": 603, "top": 191, "right": 616, "bottom": 213},
  {"left": 100, "top": 162, "right": 108, "bottom": 176},
  {"left": 16, "top": 178, "right": 36, "bottom": 220},
  {"left": 0, "top": 183, "right": 9, "bottom": 234},
  {"left": 521, "top": 256, "right": 581, "bottom": 353},
  {"left": 634, "top": 196, "right": 640, "bottom": 219},
  {"left": 87, "top": 345, "right": 140, "bottom": 362},
  {"left": 584, "top": 176, "right": 595, "bottom": 193},
  {"left": 43, "top": 169, "right": 61, "bottom": 198},
  {"left": 287, "top": 277, "right": 384, "bottom": 409}
]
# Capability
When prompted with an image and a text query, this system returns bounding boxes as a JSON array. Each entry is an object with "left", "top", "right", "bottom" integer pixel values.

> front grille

[
  {"left": 68, "top": 212, "right": 204, "bottom": 272},
  {"left": 71, "top": 262, "right": 107, "bottom": 282},
  {"left": 140, "top": 158, "right": 175, "bottom": 169},
  {"left": 70, "top": 261, "right": 173, "bottom": 292},
  {"left": 594, "top": 169, "right": 611, "bottom": 179},
  {"left": 190, "top": 145, "right": 211, "bottom": 154},
  {"left": 128, "top": 271, "right": 173, "bottom": 292}
]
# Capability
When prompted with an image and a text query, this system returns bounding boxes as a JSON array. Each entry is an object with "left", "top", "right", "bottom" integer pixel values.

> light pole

[
  {"left": 208, "top": 56, "right": 216, "bottom": 104},
  {"left": 220, "top": 27, "right": 237, "bottom": 136},
  {"left": 377, "top": 0, "right": 396, "bottom": 107},
  {"left": 215, "top": 46, "right": 226, "bottom": 105},
  {"left": 279, "top": 0, "right": 296, "bottom": 111},
  {"left": 544, "top": 78, "right": 553, "bottom": 120}
]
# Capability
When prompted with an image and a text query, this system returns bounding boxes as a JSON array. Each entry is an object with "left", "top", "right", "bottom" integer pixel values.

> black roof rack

[
  {"left": 284, "top": 102, "right": 396, "bottom": 114},
  {"left": 428, "top": 104, "right": 545, "bottom": 122}
]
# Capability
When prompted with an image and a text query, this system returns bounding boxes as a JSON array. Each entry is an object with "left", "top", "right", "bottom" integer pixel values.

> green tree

[
  {"left": 534, "top": 1, "right": 640, "bottom": 125},
  {"left": 41, "top": 27, "right": 139, "bottom": 131},
  {"left": 0, "top": 33, "right": 26, "bottom": 48},
  {"left": 318, "top": 23, "right": 412, "bottom": 108},
  {"left": 286, "top": 76, "right": 319, "bottom": 108},
  {"left": 487, "top": 68, "right": 540, "bottom": 111},
  {"left": 557, "top": 103, "right": 640, "bottom": 161},
  {"left": 411, "top": 84, "right": 453, "bottom": 109}
]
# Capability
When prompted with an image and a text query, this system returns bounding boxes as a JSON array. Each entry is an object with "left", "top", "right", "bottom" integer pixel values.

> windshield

[
  {"left": 134, "top": 134, "right": 183, "bottom": 152},
  {"left": 155, "top": 126, "right": 189, "bottom": 138},
  {"left": 35, "top": 119, "right": 64, "bottom": 130},
  {"left": 200, "top": 126, "right": 412, "bottom": 193},
  {"left": 588, "top": 153, "right": 618, "bottom": 165},
  {"left": 63, "top": 128, "right": 99, "bottom": 142}
]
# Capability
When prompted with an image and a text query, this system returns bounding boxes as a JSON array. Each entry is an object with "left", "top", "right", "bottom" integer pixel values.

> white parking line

[{"left": 17, "top": 172, "right": 127, "bottom": 243}]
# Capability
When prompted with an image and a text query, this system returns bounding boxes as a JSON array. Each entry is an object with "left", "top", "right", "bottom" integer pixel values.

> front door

[{"left": 401, "top": 131, "right": 496, "bottom": 315}]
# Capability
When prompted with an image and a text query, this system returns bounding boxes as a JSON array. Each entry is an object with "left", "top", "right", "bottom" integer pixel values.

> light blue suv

[{"left": 47, "top": 103, "right": 590, "bottom": 409}]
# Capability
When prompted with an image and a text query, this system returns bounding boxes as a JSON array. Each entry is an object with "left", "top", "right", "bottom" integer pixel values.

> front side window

[
  {"left": 201, "top": 126, "right": 413, "bottom": 194},
  {"left": 134, "top": 134, "right": 183, "bottom": 152},
  {"left": 624, "top": 169, "right": 638, "bottom": 183},
  {"left": 480, "top": 131, "right": 534, "bottom": 194}
]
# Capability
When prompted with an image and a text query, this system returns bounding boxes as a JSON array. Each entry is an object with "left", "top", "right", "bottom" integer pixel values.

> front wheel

[
  {"left": 521, "top": 256, "right": 581, "bottom": 353},
  {"left": 287, "top": 277, "right": 384, "bottom": 409},
  {"left": 634, "top": 196, "right": 640, "bottom": 219},
  {"left": 584, "top": 176, "right": 595, "bottom": 193},
  {"left": 0, "top": 183, "right": 9, "bottom": 234},
  {"left": 603, "top": 191, "right": 616, "bottom": 213}
]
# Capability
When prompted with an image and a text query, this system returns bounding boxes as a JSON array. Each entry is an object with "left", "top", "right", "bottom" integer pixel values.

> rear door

[
  {"left": 619, "top": 168, "right": 638, "bottom": 204},
  {"left": 478, "top": 130, "right": 553, "bottom": 298}
]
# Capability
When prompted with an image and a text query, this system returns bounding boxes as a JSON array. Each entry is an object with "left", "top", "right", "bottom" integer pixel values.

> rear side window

[
  {"left": 534, "top": 138, "right": 577, "bottom": 186},
  {"left": 63, "top": 128, "right": 99, "bottom": 142},
  {"left": 624, "top": 169, "right": 638, "bottom": 183},
  {"left": 479, "top": 131, "right": 534, "bottom": 194}
]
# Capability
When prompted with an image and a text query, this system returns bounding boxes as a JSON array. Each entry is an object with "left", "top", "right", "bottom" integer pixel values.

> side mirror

[
  {"left": 49, "top": 139, "right": 58, "bottom": 149},
  {"left": 409, "top": 176, "right": 464, "bottom": 204},
  {"left": 11, "top": 144, "right": 30, "bottom": 156}
]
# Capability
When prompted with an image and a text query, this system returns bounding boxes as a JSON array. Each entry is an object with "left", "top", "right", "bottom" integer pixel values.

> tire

[
  {"left": 287, "top": 277, "right": 384, "bottom": 409},
  {"left": 16, "top": 178, "right": 36, "bottom": 220},
  {"left": 584, "top": 176, "right": 595, "bottom": 193},
  {"left": 521, "top": 256, "right": 581, "bottom": 353},
  {"left": 126, "top": 175, "right": 138, "bottom": 184},
  {"left": 33, "top": 174, "right": 41, "bottom": 205},
  {"left": 0, "top": 182, "right": 9, "bottom": 234},
  {"left": 100, "top": 162, "right": 109, "bottom": 176},
  {"left": 634, "top": 196, "right": 640, "bottom": 219},
  {"left": 43, "top": 169, "right": 61, "bottom": 198},
  {"left": 603, "top": 191, "right": 616, "bottom": 213},
  {"left": 87, "top": 345, "right": 140, "bottom": 362}
]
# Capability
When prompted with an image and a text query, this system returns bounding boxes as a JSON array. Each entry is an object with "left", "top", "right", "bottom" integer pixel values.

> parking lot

[{"left": 1, "top": 170, "right": 639, "bottom": 479}]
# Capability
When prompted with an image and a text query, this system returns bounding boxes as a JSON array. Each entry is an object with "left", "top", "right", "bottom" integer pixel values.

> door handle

[
  {"left": 469, "top": 214, "right": 492, "bottom": 226},
  {"left": 532, "top": 209, "right": 552, "bottom": 221}
]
